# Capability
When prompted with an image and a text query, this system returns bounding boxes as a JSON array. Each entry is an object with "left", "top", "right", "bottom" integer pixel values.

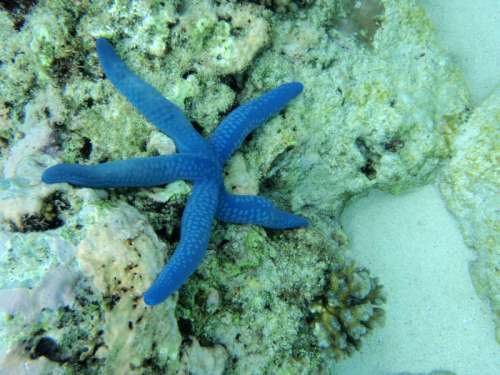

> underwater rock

[
  {"left": 76, "top": 203, "right": 182, "bottom": 373},
  {"left": 0, "top": 230, "right": 79, "bottom": 373},
  {"left": 244, "top": 0, "right": 469, "bottom": 237},
  {"left": 0, "top": 179, "right": 61, "bottom": 232},
  {"left": 330, "top": 0, "right": 386, "bottom": 47},
  {"left": 177, "top": 227, "right": 332, "bottom": 373},
  {"left": 0, "top": 201, "right": 182, "bottom": 374},
  {"left": 440, "top": 87, "right": 500, "bottom": 343},
  {"left": 180, "top": 337, "right": 228, "bottom": 375},
  {"left": 0, "top": 84, "right": 66, "bottom": 230}
]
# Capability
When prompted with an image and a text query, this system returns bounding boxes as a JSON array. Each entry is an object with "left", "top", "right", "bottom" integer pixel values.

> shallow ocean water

[{"left": 0, "top": 1, "right": 498, "bottom": 374}]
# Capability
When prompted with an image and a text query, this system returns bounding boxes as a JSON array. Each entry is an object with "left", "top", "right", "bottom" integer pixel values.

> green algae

[{"left": 177, "top": 227, "right": 332, "bottom": 373}]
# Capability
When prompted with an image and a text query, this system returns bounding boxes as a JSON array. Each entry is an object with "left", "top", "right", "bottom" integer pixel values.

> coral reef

[
  {"left": 253, "top": 0, "right": 315, "bottom": 13},
  {"left": 180, "top": 337, "right": 228, "bottom": 375},
  {"left": 242, "top": 0, "right": 468, "bottom": 237},
  {"left": 42, "top": 37, "right": 309, "bottom": 305},
  {"left": 440, "top": 87, "right": 500, "bottom": 343},
  {"left": 0, "top": 0, "right": 473, "bottom": 373},
  {"left": 177, "top": 227, "right": 333, "bottom": 373},
  {"left": 311, "top": 258, "right": 385, "bottom": 361},
  {"left": 1, "top": 199, "right": 182, "bottom": 374}
]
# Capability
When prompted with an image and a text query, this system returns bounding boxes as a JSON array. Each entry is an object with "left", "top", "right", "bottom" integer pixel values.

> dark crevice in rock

[
  {"left": 191, "top": 119, "right": 204, "bottom": 135},
  {"left": 181, "top": 69, "right": 196, "bottom": 79},
  {"left": 177, "top": 317, "right": 194, "bottom": 338},
  {"left": 121, "top": 194, "right": 185, "bottom": 243},
  {"left": 383, "top": 137, "right": 404, "bottom": 152},
  {"left": 246, "top": 0, "right": 315, "bottom": 13},
  {"left": 80, "top": 137, "right": 92, "bottom": 159},
  {"left": 12, "top": 191, "right": 70, "bottom": 232},
  {"left": 0, "top": 0, "right": 37, "bottom": 30},
  {"left": 221, "top": 73, "right": 247, "bottom": 96},
  {"left": 355, "top": 137, "right": 379, "bottom": 179},
  {"left": 31, "top": 336, "right": 68, "bottom": 363},
  {"left": 218, "top": 70, "right": 251, "bottom": 118}
]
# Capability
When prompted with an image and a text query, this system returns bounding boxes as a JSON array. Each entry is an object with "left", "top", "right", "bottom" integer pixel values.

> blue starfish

[{"left": 42, "top": 38, "right": 308, "bottom": 305}]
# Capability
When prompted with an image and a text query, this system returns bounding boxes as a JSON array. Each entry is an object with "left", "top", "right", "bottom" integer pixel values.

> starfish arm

[
  {"left": 209, "top": 82, "right": 303, "bottom": 163},
  {"left": 216, "top": 191, "right": 308, "bottom": 229},
  {"left": 41, "top": 154, "right": 216, "bottom": 188},
  {"left": 96, "top": 38, "right": 208, "bottom": 154},
  {"left": 143, "top": 179, "right": 219, "bottom": 305}
]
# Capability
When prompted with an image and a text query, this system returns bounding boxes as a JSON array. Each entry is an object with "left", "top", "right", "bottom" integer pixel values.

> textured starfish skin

[{"left": 42, "top": 38, "right": 308, "bottom": 305}]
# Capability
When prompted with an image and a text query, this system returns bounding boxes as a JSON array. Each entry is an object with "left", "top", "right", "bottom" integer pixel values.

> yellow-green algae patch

[{"left": 440, "top": 87, "right": 500, "bottom": 343}]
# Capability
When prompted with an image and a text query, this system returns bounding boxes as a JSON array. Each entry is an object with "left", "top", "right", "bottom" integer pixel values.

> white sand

[
  {"left": 334, "top": 185, "right": 500, "bottom": 375},
  {"left": 418, "top": 0, "right": 500, "bottom": 105}
]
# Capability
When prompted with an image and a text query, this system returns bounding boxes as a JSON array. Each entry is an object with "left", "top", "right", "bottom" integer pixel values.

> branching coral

[{"left": 311, "top": 258, "right": 385, "bottom": 360}]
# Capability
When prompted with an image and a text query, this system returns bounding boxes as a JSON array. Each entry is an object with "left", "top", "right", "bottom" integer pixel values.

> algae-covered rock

[
  {"left": 238, "top": 0, "right": 469, "bottom": 236},
  {"left": 0, "top": 200, "right": 182, "bottom": 374},
  {"left": 180, "top": 337, "right": 229, "bottom": 375},
  {"left": 177, "top": 226, "right": 332, "bottom": 373},
  {"left": 0, "top": 83, "right": 67, "bottom": 231},
  {"left": 440, "top": 87, "right": 500, "bottom": 343}
]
